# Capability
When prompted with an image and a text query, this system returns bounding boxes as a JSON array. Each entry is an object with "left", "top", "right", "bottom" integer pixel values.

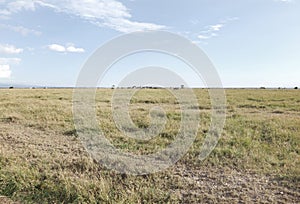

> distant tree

[
  {"left": 181, "top": 85, "right": 184, "bottom": 89},
  {"left": 111, "top": 85, "right": 115, "bottom": 89},
  {"left": 295, "top": 87, "right": 298, "bottom": 90},
  {"left": 260, "top": 87, "right": 266, "bottom": 89},
  {"left": 9, "top": 86, "right": 14, "bottom": 89}
]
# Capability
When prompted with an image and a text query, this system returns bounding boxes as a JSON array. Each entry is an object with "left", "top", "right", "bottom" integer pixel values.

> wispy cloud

[
  {"left": 48, "top": 43, "right": 85, "bottom": 53},
  {"left": 100, "top": 18, "right": 165, "bottom": 33},
  {"left": 0, "top": 44, "right": 23, "bottom": 54},
  {"left": 7, "top": 0, "right": 36, "bottom": 13},
  {"left": 196, "top": 17, "right": 238, "bottom": 41},
  {"left": 0, "top": 24, "right": 41, "bottom": 36},
  {"left": 210, "top": 24, "right": 224, "bottom": 31},
  {"left": 197, "top": 35, "right": 211, "bottom": 40},
  {"left": 0, "top": 58, "right": 21, "bottom": 65},
  {"left": 274, "top": 0, "right": 293, "bottom": 3},
  {"left": 0, "top": 0, "right": 166, "bottom": 33},
  {"left": 0, "top": 0, "right": 35, "bottom": 18},
  {"left": 197, "top": 24, "right": 221, "bottom": 40}
]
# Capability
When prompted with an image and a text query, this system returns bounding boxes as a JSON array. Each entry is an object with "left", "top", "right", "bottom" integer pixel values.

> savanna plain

[{"left": 0, "top": 88, "right": 299, "bottom": 203}]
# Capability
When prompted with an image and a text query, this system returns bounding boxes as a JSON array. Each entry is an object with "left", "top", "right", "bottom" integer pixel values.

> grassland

[{"left": 0, "top": 88, "right": 299, "bottom": 203}]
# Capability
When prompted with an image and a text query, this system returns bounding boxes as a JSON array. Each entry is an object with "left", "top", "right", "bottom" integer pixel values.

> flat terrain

[{"left": 0, "top": 89, "right": 299, "bottom": 203}]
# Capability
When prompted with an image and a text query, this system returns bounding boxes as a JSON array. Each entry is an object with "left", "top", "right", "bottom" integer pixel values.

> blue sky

[{"left": 0, "top": 0, "right": 299, "bottom": 87}]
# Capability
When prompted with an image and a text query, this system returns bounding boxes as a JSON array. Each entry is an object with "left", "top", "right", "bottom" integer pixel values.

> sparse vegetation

[{"left": 0, "top": 88, "right": 299, "bottom": 203}]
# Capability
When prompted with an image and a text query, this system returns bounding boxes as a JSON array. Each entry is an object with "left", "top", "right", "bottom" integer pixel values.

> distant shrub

[{"left": 294, "top": 87, "right": 298, "bottom": 90}]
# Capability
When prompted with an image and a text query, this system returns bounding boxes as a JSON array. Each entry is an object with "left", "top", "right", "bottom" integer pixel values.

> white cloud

[
  {"left": 0, "top": 24, "right": 41, "bottom": 36},
  {"left": 48, "top": 44, "right": 85, "bottom": 53},
  {"left": 66, "top": 45, "right": 85, "bottom": 53},
  {"left": 0, "top": 0, "right": 166, "bottom": 33},
  {"left": 62, "top": 0, "right": 131, "bottom": 19},
  {"left": 0, "top": 64, "right": 11, "bottom": 78},
  {"left": 197, "top": 33, "right": 217, "bottom": 40},
  {"left": 274, "top": 0, "right": 293, "bottom": 3},
  {"left": 7, "top": 0, "right": 36, "bottom": 13},
  {"left": 102, "top": 17, "right": 165, "bottom": 33},
  {"left": 197, "top": 35, "right": 211, "bottom": 40},
  {"left": 0, "top": 57, "right": 21, "bottom": 78},
  {"left": 197, "top": 17, "right": 238, "bottom": 41},
  {"left": 0, "top": 58, "right": 21, "bottom": 65},
  {"left": 210, "top": 24, "right": 224, "bottom": 31},
  {"left": 34, "top": 1, "right": 57, "bottom": 9},
  {"left": 0, "top": 9, "right": 10, "bottom": 15},
  {"left": 0, "top": 44, "right": 23, "bottom": 54},
  {"left": 56, "top": 0, "right": 166, "bottom": 32},
  {"left": 0, "top": 0, "right": 36, "bottom": 17},
  {"left": 48, "top": 44, "right": 66, "bottom": 52}
]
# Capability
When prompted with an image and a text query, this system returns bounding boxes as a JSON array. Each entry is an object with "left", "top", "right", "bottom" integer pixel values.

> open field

[{"left": 0, "top": 88, "right": 299, "bottom": 203}]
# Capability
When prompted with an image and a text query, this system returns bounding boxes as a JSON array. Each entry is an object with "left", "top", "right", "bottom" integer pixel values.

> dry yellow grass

[{"left": 0, "top": 88, "right": 299, "bottom": 203}]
